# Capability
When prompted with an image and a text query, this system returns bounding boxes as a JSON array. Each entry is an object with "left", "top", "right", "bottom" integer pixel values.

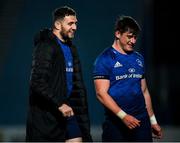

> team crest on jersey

[
  {"left": 114, "top": 61, "right": 123, "bottom": 68},
  {"left": 136, "top": 59, "right": 143, "bottom": 67}
]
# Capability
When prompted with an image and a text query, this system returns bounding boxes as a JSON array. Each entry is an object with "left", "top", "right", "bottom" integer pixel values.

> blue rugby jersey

[
  {"left": 57, "top": 39, "right": 73, "bottom": 97},
  {"left": 93, "top": 47, "right": 147, "bottom": 118}
]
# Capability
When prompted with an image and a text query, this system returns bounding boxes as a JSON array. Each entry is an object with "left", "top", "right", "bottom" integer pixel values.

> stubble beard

[{"left": 60, "top": 28, "right": 75, "bottom": 42}]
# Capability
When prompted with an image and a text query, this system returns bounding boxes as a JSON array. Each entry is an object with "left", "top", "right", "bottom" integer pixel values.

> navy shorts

[
  {"left": 66, "top": 116, "right": 82, "bottom": 140},
  {"left": 102, "top": 115, "right": 152, "bottom": 142}
]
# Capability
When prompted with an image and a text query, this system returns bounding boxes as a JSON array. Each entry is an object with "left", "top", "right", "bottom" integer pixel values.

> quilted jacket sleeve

[{"left": 29, "top": 42, "right": 67, "bottom": 108}]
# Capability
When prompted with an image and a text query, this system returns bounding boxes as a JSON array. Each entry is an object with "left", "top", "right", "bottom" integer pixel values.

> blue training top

[
  {"left": 93, "top": 47, "right": 147, "bottom": 119},
  {"left": 57, "top": 39, "right": 82, "bottom": 139},
  {"left": 57, "top": 38, "right": 73, "bottom": 97}
]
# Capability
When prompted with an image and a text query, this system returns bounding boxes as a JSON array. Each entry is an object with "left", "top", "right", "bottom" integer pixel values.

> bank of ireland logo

[
  {"left": 66, "top": 62, "right": 73, "bottom": 72},
  {"left": 68, "top": 62, "right": 72, "bottom": 67},
  {"left": 114, "top": 61, "right": 123, "bottom": 68},
  {"left": 136, "top": 59, "right": 143, "bottom": 67},
  {"left": 128, "top": 68, "right": 135, "bottom": 73}
]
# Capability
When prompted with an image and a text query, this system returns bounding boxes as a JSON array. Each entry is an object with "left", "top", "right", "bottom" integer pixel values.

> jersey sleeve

[{"left": 93, "top": 55, "right": 110, "bottom": 80}]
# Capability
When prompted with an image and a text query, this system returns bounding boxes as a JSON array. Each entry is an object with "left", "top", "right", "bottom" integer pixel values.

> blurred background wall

[{"left": 0, "top": 0, "right": 179, "bottom": 141}]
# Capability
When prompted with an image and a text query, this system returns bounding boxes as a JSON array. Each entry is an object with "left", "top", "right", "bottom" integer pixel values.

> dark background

[{"left": 0, "top": 0, "right": 179, "bottom": 141}]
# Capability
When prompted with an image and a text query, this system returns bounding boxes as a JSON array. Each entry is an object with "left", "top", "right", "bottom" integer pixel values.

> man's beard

[
  {"left": 60, "top": 32, "right": 71, "bottom": 41},
  {"left": 60, "top": 28, "right": 74, "bottom": 42}
]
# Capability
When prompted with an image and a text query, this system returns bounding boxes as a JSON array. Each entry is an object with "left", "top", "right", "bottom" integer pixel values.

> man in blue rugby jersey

[{"left": 93, "top": 15, "right": 162, "bottom": 142}]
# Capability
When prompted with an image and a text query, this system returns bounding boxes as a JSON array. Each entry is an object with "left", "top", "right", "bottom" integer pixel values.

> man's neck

[
  {"left": 53, "top": 30, "right": 65, "bottom": 42},
  {"left": 112, "top": 40, "right": 126, "bottom": 55}
]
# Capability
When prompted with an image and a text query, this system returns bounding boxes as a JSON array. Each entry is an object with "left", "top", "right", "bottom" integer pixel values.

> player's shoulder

[
  {"left": 94, "top": 47, "right": 113, "bottom": 65},
  {"left": 97, "top": 47, "right": 115, "bottom": 60},
  {"left": 134, "top": 51, "right": 144, "bottom": 59}
]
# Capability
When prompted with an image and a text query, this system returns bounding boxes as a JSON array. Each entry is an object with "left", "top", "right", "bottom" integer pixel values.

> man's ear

[
  {"left": 54, "top": 21, "right": 61, "bottom": 30},
  {"left": 115, "top": 31, "right": 121, "bottom": 39}
]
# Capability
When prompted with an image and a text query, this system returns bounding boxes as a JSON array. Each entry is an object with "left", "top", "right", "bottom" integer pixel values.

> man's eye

[
  {"left": 127, "top": 35, "right": 136, "bottom": 39},
  {"left": 68, "top": 23, "right": 73, "bottom": 26},
  {"left": 127, "top": 35, "right": 132, "bottom": 38}
]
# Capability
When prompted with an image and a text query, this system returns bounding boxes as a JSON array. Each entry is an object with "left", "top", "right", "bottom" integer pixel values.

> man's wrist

[
  {"left": 150, "top": 114, "right": 157, "bottom": 125},
  {"left": 116, "top": 110, "right": 127, "bottom": 119}
]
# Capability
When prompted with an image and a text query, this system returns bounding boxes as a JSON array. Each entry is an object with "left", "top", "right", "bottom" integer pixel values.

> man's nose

[
  {"left": 72, "top": 24, "right": 77, "bottom": 30},
  {"left": 130, "top": 37, "right": 136, "bottom": 43}
]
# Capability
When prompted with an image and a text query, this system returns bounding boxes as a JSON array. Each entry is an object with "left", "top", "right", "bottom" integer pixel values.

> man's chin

[
  {"left": 127, "top": 46, "right": 134, "bottom": 51},
  {"left": 126, "top": 48, "right": 134, "bottom": 53},
  {"left": 63, "top": 36, "right": 74, "bottom": 42},
  {"left": 69, "top": 34, "right": 75, "bottom": 39}
]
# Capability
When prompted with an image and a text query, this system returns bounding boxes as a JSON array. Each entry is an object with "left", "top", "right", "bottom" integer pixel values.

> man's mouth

[{"left": 128, "top": 43, "right": 134, "bottom": 47}]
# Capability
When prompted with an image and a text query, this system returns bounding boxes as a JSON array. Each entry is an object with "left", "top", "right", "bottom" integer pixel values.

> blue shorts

[
  {"left": 102, "top": 115, "right": 152, "bottom": 142},
  {"left": 66, "top": 116, "right": 82, "bottom": 140}
]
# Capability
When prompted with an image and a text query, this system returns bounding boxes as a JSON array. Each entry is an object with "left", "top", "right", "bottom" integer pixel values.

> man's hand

[
  {"left": 122, "top": 114, "right": 141, "bottom": 129},
  {"left": 58, "top": 104, "right": 74, "bottom": 117},
  {"left": 152, "top": 124, "right": 162, "bottom": 139}
]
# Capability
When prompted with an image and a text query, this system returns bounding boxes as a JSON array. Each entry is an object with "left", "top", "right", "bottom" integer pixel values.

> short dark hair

[
  {"left": 52, "top": 6, "right": 76, "bottom": 22},
  {"left": 115, "top": 15, "right": 141, "bottom": 35}
]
